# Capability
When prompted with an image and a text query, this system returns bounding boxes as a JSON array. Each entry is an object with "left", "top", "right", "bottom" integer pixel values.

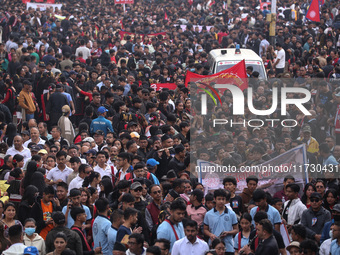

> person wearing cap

[
  {"left": 57, "top": 105, "right": 75, "bottom": 144},
  {"left": 146, "top": 158, "right": 160, "bottom": 185},
  {"left": 298, "top": 124, "right": 319, "bottom": 154},
  {"left": 129, "top": 181, "right": 147, "bottom": 213},
  {"left": 286, "top": 241, "right": 300, "bottom": 255},
  {"left": 23, "top": 246, "right": 39, "bottom": 255},
  {"left": 301, "top": 192, "right": 331, "bottom": 243},
  {"left": 18, "top": 80, "right": 36, "bottom": 121},
  {"left": 46, "top": 84, "right": 69, "bottom": 127},
  {"left": 320, "top": 204, "right": 340, "bottom": 243},
  {"left": 90, "top": 106, "right": 114, "bottom": 136},
  {"left": 45, "top": 211, "right": 83, "bottom": 255}
]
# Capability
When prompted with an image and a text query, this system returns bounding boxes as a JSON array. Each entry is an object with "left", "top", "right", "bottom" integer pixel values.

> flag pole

[
  {"left": 268, "top": 0, "right": 277, "bottom": 46},
  {"left": 123, "top": 4, "right": 126, "bottom": 12}
]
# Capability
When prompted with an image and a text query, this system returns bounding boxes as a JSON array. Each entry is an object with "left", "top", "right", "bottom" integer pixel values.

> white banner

[
  {"left": 26, "top": 3, "right": 62, "bottom": 11},
  {"left": 174, "top": 24, "right": 213, "bottom": 33},
  {"left": 196, "top": 144, "right": 308, "bottom": 195}
]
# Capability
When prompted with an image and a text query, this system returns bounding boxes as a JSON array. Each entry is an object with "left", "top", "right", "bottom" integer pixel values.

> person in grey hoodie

[{"left": 301, "top": 192, "right": 331, "bottom": 243}]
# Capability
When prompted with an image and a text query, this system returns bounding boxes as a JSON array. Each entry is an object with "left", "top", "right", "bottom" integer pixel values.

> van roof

[{"left": 209, "top": 48, "right": 262, "bottom": 62}]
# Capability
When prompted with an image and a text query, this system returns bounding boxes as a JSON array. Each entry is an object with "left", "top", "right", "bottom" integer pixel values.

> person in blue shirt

[
  {"left": 90, "top": 106, "right": 114, "bottom": 136},
  {"left": 116, "top": 207, "right": 140, "bottom": 243},
  {"left": 92, "top": 198, "right": 112, "bottom": 255},
  {"left": 234, "top": 213, "right": 252, "bottom": 253},
  {"left": 331, "top": 221, "right": 340, "bottom": 255},
  {"left": 62, "top": 188, "right": 92, "bottom": 229},
  {"left": 203, "top": 189, "right": 238, "bottom": 255},
  {"left": 157, "top": 198, "right": 186, "bottom": 252},
  {"left": 319, "top": 142, "right": 339, "bottom": 166},
  {"left": 108, "top": 209, "right": 124, "bottom": 254},
  {"left": 250, "top": 189, "right": 281, "bottom": 232}
]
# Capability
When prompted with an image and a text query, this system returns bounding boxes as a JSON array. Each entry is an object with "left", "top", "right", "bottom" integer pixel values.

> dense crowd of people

[{"left": 0, "top": 0, "right": 339, "bottom": 254}]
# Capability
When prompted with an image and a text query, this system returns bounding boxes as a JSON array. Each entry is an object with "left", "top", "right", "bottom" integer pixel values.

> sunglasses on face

[
  {"left": 310, "top": 198, "right": 320, "bottom": 203},
  {"left": 134, "top": 188, "right": 143, "bottom": 192},
  {"left": 152, "top": 190, "right": 162, "bottom": 194},
  {"left": 51, "top": 150, "right": 58, "bottom": 153}
]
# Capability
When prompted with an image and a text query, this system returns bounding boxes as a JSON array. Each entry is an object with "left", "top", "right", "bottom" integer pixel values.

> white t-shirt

[
  {"left": 275, "top": 49, "right": 286, "bottom": 68},
  {"left": 93, "top": 164, "right": 112, "bottom": 178},
  {"left": 6, "top": 146, "right": 31, "bottom": 165},
  {"left": 24, "top": 138, "right": 46, "bottom": 148}
]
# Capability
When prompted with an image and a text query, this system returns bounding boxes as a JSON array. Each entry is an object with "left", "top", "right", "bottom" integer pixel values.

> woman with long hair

[
  {"left": 323, "top": 189, "right": 338, "bottom": 212},
  {"left": 99, "top": 177, "right": 113, "bottom": 199},
  {"left": 17, "top": 185, "right": 38, "bottom": 225},
  {"left": 113, "top": 139, "right": 124, "bottom": 153},
  {"left": 1, "top": 202, "right": 23, "bottom": 238},
  {"left": 234, "top": 213, "right": 252, "bottom": 253},
  {"left": 83, "top": 171, "right": 101, "bottom": 193},
  {"left": 0, "top": 221, "right": 10, "bottom": 253},
  {"left": 46, "top": 232, "right": 68, "bottom": 255},
  {"left": 1, "top": 80, "right": 16, "bottom": 114},
  {"left": 301, "top": 183, "right": 317, "bottom": 208},
  {"left": 2, "top": 123, "right": 17, "bottom": 147},
  {"left": 30, "top": 171, "right": 46, "bottom": 196},
  {"left": 22, "top": 161, "right": 38, "bottom": 192}
]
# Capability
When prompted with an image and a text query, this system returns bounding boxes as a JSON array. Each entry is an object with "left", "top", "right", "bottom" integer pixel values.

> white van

[{"left": 207, "top": 48, "right": 267, "bottom": 79}]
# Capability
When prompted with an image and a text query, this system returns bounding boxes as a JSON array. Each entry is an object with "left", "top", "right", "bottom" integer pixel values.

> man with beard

[{"left": 171, "top": 220, "right": 209, "bottom": 255}]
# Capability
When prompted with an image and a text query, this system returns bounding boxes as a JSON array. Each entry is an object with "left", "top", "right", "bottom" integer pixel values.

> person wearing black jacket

[
  {"left": 241, "top": 219, "right": 279, "bottom": 255},
  {"left": 46, "top": 83, "right": 69, "bottom": 127}
]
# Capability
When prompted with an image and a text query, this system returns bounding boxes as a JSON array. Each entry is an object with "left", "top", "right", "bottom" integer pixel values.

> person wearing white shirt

[
  {"left": 93, "top": 151, "right": 112, "bottom": 178},
  {"left": 171, "top": 220, "right": 209, "bottom": 255},
  {"left": 24, "top": 127, "right": 46, "bottom": 148},
  {"left": 273, "top": 43, "right": 286, "bottom": 75},
  {"left": 75, "top": 39, "right": 91, "bottom": 60},
  {"left": 6, "top": 135, "right": 31, "bottom": 165},
  {"left": 68, "top": 164, "right": 92, "bottom": 193},
  {"left": 2, "top": 225, "right": 27, "bottom": 255},
  {"left": 46, "top": 151, "right": 73, "bottom": 188}
]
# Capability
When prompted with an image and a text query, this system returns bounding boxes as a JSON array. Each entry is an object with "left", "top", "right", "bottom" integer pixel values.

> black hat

[
  {"left": 310, "top": 192, "right": 322, "bottom": 200},
  {"left": 175, "top": 144, "right": 185, "bottom": 153},
  {"left": 94, "top": 130, "right": 105, "bottom": 136},
  {"left": 113, "top": 242, "right": 126, "bottom": 252},
  {"left": 52, "top": 211, "right": 66, "bottom": 225},
  {"left": 127, "top": 122, "right": 138, "bottom": 128}
]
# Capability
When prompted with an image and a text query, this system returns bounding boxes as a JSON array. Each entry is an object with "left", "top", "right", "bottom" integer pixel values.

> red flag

[
  {"left": 46, "top": 0, "right": 55, "bottom": 3},
  {"left": 164, "top": 11, "right": 168, "bottom": 21},
  {"left": 22, "top": 0, "right": 30, "bottom": 3},
  {"left": 150, "top": 83, "right": 177, "bottom": 91},
  {"left": 185, "top": 60, "right": 248, "bottom": 91},
  {"left": 188, "top": 0, "right": 193, "bottom": 5},
  {"left": 209, "top": 0, "right": 215, "bottom": 6},
  {"left": 306, "top": 0, "right": 320, "bottom": 22}
]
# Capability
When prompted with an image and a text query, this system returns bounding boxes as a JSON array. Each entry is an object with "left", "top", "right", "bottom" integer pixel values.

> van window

[{"left": 216, "top": 60, "right": 266, "bottom": 79}]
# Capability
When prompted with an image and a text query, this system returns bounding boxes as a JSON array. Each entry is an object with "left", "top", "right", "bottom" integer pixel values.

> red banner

[
  {"left": 150, "top": 83, "right": 177, "bottom": 91},
  {"left": 114, "top": 0, "right": 134, "bottom": 4},
  {"left": 185, "top": 59, "right": 248, "bottom": 91}
]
